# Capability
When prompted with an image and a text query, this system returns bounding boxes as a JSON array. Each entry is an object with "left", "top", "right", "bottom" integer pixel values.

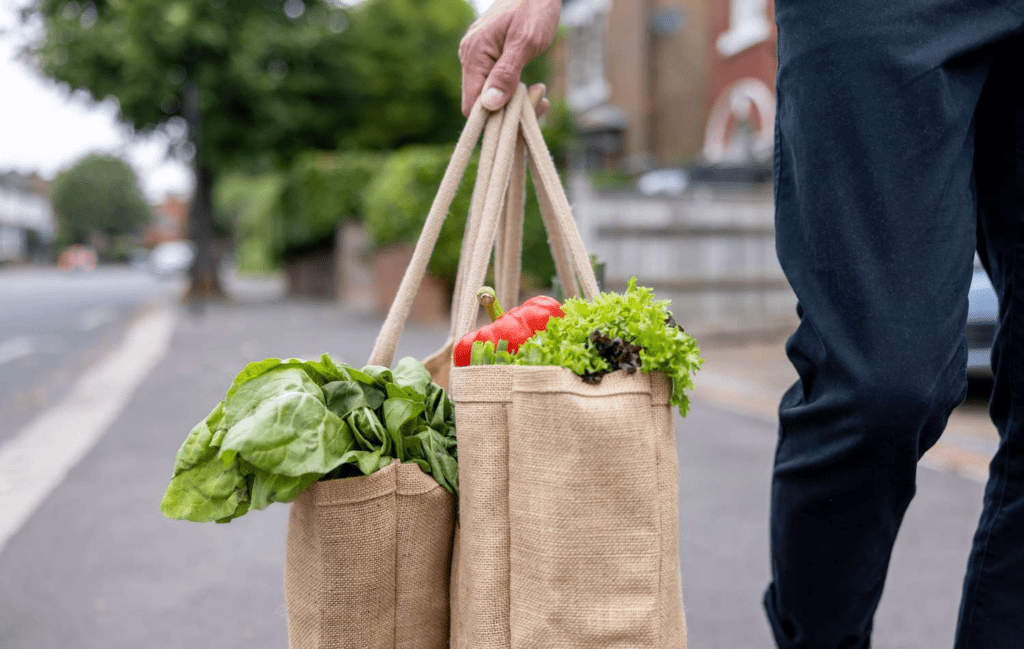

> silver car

[
  {"left": 967, "top": 261, "right": 998, "bottom": 378},
  {"left": 150, "top": 240, "right": 196, "bottom": 277}
]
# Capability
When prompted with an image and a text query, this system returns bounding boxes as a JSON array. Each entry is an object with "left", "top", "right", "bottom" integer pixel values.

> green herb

[
  {"left": 469, "top": 339, "right": 514, "bottom": 366},
  {"left": 160, "top": 354, "right": 457, "bottom": 524},
  {"left": 513, "top": 278, "right": 703, "bottom": 416}
]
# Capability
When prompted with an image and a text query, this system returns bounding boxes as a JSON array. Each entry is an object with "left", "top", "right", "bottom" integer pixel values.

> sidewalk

[{"left": 0, "top": 296, "right": 988, "bottom": 648}]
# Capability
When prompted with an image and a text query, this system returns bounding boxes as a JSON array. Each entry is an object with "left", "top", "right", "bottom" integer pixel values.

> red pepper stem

[{"left": 476, "top": 286, "right": 505, "bottom": 322}]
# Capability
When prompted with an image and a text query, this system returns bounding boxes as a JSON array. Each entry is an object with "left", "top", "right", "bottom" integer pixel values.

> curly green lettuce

[{"left": 513, "top": 278, "right": 703, "bottom": 416}]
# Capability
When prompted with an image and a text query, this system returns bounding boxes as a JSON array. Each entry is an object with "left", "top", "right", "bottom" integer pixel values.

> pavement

[
  {"left": 0, "top": 267, "right": 180, "bottom": 443},
  {"left": 0, "top": 267, "right": 998, "bottom": 648}
]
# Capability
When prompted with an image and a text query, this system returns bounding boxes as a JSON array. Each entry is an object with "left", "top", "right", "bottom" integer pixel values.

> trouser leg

[
  {"left": 955, "top": 34, "right": 1024, "bottom": 649},
  {"left": 765, "top": 3, "right": 1024, "bottom": 647}
]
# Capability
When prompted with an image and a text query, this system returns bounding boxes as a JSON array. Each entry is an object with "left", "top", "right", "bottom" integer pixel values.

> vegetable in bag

[{"left": 161, "top": 354, "right": 458, "bottom": 523}]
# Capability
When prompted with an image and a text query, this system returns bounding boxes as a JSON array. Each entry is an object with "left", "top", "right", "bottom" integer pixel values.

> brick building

[
  {"left": 144, "top": 194, "right": 189, "bottom": 247},
  {"left": 703, "top": 0, "right": 776, "bottom": 165},
  {"left": 0, "top": 172, "right": 55, "bottom": 263},
  {"left": 552, "top": 0, "right": 776, "bottom": 170}
]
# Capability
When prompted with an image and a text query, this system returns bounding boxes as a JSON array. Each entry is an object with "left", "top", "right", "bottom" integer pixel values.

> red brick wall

[
  {"left": 703, "top": 0, "right": 777, "bottom": 162},
  {"left": 707, "top": 0, "right": 776, "bottom": 114},
  {"left": 371, "top": 244, "right": 449, "bottom": 324}
]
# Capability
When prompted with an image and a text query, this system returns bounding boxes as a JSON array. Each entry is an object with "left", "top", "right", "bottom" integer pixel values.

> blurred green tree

[
  {"left": 51, "top": 154, "right": 151, "bottom": 249},
  {"left": 28, "top": 0, "right": 474, "bottom": 298}
]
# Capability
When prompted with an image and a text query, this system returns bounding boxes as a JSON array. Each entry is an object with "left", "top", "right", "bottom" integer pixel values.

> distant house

[
  {"left": 0, "top": 172, "right": 56, "bottom": 264},
  {"left": 144, "top": 194, "right": 189, "bottom": 247},
  {"left": 704, "top": 0, "right": 776, "bottom": 166},
  {"left": 551, "top": 0, "right": 776, "bottom": 170}
]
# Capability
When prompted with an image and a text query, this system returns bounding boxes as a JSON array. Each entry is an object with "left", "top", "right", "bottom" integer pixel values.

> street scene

[
  {"left": 0, "top": 0, "right": 1010, "bottom": 647},
  {"left": 0, "top": 267, "right": 997, "bottom": 648}
]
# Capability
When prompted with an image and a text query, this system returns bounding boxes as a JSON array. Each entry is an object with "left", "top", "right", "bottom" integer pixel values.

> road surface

[
  {"left": 0, "top": 266, "right": 182, "bottom": 444},
  {"left": 0, "top": 276, "right": 990, "bottom": 648}
]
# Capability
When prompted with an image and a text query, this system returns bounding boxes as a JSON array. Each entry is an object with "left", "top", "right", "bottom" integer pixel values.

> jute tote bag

[
  {"left": 369, "top": 84, "right": 688, "bottom": 649},
  {"left": 282, "top": 87, "right": 556, "bottom": 649},
  {"left": 284, "top": 460, "right": 455, "bottom": 649}
]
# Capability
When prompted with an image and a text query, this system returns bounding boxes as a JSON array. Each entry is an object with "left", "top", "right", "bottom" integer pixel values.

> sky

[{"left": 0, "top": 0, "right": 493, "bottom": 204}]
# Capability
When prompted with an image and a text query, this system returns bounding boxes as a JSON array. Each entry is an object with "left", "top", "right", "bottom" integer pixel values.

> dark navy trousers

[{"left": 766, "top": 1, "right": 1024, "bottom": 647}]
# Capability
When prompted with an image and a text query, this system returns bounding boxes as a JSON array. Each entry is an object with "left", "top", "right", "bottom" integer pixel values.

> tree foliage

[
  {"left": 51, "top": 154, "right": 151, "bottom": 244},
  {"left": 339, "top": 0, "right": 475, "bottom": 150},
  {"left": 29, "top": 0, "right": 476, "bottom": 296},
  {"left": 362, "top": 145, "right": 557, "bottom": 290},
  {"left": 30, "top": 0, "right": 475, "bottom": 167},
  {"left": 279, "top": 151, "right": 384, "bottom": 253},
  {"left": 213, "top": 171, "right": 285, "bottom": 273}
]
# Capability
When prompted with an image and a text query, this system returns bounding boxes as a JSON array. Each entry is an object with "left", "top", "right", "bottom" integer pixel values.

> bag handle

[
  {"left": 418, "top": 97, "right": 555, "bottom": 383},
  {"left": 447, "top": 108, "right": 505, "bottom": 348},
  {"left": 370, "top": 84, "right": 597, "bottom": 369},
  {"left": 494, "top": 133, "right": 526, "bottom": 309},
  {"left": 519, "top": 95, "right": 599, "bottom": 300},
  {"left": 449, "top": 84, "right": 530, "bottom": 353},
  {"left": 452, "top": 86, "right": 599, "bottom": 342},
  {"left": 367, "top": 100, "right": 489, "bottom": 367}
]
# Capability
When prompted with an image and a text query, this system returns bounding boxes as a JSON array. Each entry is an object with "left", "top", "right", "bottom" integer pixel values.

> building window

[
  {"left": 563, "top": 0, "right": 610, "bottom": 112},
  {"left": 716, "top": 0, "right": 770, "bottom": 58}
]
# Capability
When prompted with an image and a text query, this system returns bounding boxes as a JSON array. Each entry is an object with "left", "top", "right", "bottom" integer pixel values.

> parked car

[
  {"left": 150, "top": 240, "right": 195, "bottom": 276},
  {"left": 637, "top": 168, "right": 689, "bottom": 197},
  {"left": 57, "top": 244, "right": 98, "bottom": 272},
  {"left": 967, "top": 262, "right": 999, "bottom": 378}
]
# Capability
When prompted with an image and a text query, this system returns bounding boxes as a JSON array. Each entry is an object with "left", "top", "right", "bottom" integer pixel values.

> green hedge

[
  {"left": 279, "top": 151, "right": 384, "bottom": 254},
  {"left": 362, "top": 144, "right": 557, "bottom": 290},
  {"left": 214, "top": 173, "right": 285, "bottom": 273}
]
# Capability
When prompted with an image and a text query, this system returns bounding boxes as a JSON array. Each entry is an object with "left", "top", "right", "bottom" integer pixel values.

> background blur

[
  {"left": 0, "top": 1, "right": 1005, "bottom": 647},
  {"left": 1, "top": 0, "right": 782, "bottom": 327}
]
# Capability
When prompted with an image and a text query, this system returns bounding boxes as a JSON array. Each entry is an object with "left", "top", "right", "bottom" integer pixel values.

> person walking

[{"left": 460, "top": 0, "right": 1024, "bottom": 647}]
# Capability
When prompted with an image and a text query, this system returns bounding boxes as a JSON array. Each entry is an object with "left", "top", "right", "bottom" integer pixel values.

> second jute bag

[
  {"left": 283, "top": 461, "right": 455, "bottom": 649},
  {"left": 370, "top": 84, "right": 688, "bottom": 649}
]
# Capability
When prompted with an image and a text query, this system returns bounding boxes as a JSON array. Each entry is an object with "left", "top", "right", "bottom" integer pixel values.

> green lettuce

[
  {"left": 161, "top": 354, "right": 457, "bottom": 523},
  {"left": 513, "top": 278, "right": 703, "bottom": 416}
]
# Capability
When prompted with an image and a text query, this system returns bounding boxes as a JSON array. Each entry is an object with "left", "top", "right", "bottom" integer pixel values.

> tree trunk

[{"left": 182, "top": 81, "right": 227, "bottom": 302}]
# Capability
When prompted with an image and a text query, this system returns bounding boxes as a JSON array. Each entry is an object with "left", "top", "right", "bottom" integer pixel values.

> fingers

[
  {"left": 480, "top": 46, "right": 528, "bottom": 113},
  {"left": 461, "top": 61, "right": 489, "bottom": 118},
  {"left": 464, "top": 70, "right": 551, "bottom": 120},
  {"left": 459, "top": 0, "right": 560, "bottom": 117},
  {"left": 459, "top": 24, "right": 503, "bottom": 117},
  {"left": 528, "top": 83, "right": 550, "bottom": 118}
]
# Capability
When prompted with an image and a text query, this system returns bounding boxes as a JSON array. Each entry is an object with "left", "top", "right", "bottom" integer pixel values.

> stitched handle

[
  {"left": 367, "top": 99, "right": 489, "bottom": 366},
  {"left": 452, "top": 87, "right": 599, "bottom": 342},
  {"left": 370, "top": 85, "right": 599, "bottom": 369}
]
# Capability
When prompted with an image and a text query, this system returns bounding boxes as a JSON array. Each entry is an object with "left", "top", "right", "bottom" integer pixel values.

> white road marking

[
  {"left": 79, "top": 305, "right": 118, "bottom": 331},
  {"left": 0, "top": 306, "right": 177, "bottom": 555},
  {"left": 0, "top": 337, "right": 34, "bottom": 367}
]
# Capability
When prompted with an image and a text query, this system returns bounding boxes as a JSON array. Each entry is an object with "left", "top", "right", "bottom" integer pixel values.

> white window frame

[{"left": 716, "top": 0, "right": 771, "bottom": 58}]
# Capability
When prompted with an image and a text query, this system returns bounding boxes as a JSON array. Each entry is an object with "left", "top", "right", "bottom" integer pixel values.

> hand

[{"left": 459, "top": 0, "right": 560, "bottom": 117}]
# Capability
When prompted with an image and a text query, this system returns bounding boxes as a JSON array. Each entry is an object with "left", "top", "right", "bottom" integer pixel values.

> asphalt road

[
  {"left": 0, "top": 283, "right": 988, "bottom": 649},
  {"left": 0, "top": 266, "right": 182, "bottom": 444}
]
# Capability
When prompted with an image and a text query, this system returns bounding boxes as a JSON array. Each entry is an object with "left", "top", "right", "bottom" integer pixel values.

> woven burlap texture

[
  {"left": 450, "top": 365, "right": 687, "bottom": 649},
  {"left": 284, "top": 460, "right": 455, "bottom": 649}
]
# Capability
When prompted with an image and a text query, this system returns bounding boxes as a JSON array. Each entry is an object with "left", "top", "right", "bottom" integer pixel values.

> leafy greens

[
  {"left": 512, "top": 278, "right": 703, "bottom": 416},
  {"left": 161, "top": 354, "right": 457, "bottom": 523}
]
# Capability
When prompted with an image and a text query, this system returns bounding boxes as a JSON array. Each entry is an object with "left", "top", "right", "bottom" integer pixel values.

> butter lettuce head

[{"left": 161, "top": 354, "right": 457, "bottom": 523}]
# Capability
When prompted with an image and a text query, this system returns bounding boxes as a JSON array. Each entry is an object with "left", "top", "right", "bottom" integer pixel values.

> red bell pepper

[{"left": 454, "top": 287, "right": 564, "bottom": 366}]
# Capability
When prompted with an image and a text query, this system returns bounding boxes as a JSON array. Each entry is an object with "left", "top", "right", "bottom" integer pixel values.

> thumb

[{"left": 480, "top": 50, "right": 526, "bottom": 111}]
